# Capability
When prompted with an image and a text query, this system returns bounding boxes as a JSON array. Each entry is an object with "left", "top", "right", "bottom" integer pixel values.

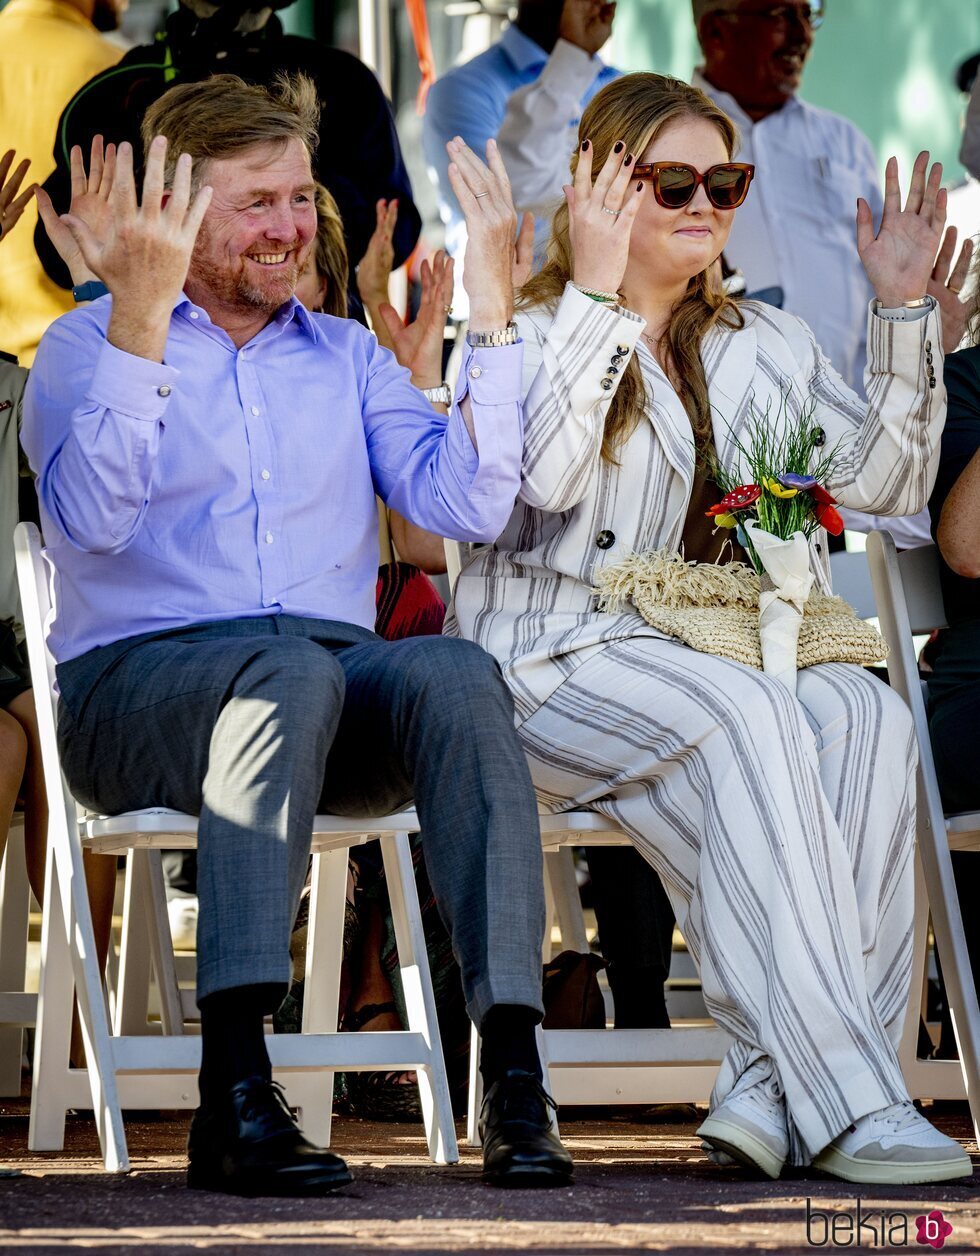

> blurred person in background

[
  {"left": 0, "top": 0, "right": 123, "bottom": 364},
  {"left": 423, "top": 0, "right": 619, "bottom": 315},
  {"left": 926, "top": 247, "right": 980, "bottom": 1055},
  {"left": 694, "top": 0, "right": 971, "bottom": 550},
  {"left": 33, "top": 0, "right": 420, "bottom": 318}
]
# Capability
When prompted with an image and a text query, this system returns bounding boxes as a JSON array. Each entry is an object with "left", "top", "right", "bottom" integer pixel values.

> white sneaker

[
  {"left": 697, "top": 1058, "right": 788, "bottom": 1179},
  {"left": 814, "top": 1101, "right": 973, "bottom": 1185},
  {"left": 167, "top": 894, "right": 198, "bottom": 951}
]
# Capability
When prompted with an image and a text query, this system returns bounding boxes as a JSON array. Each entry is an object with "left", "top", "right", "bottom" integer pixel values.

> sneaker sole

[
  {"left": 697, "top": 1115, "right": 785, "bottom": 1180},
  {"left": 813, "top": 1144, "right": 974, "bottom": 1186}
]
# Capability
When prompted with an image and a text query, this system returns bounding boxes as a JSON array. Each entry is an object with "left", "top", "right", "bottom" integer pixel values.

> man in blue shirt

[
  {"left": 24, "top": 73, "right": 572, "bottom": 1197},
  {"left": 422, "top": 0, "right": 618, "bottom": 311}
]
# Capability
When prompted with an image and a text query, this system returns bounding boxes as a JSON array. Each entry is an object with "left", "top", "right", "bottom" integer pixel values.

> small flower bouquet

[{"left": 705, "top": 399, "right": 843, "bottom": 693}]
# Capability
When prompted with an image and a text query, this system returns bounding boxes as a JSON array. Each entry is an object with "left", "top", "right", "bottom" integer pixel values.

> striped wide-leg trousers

[{"left": 518, "top": 636, "right": 917, "bottom": 1163}]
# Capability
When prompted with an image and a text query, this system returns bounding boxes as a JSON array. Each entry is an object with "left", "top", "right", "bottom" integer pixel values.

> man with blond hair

[{"left": 23, "top": 73, "right": 572, "bottom": 1197}]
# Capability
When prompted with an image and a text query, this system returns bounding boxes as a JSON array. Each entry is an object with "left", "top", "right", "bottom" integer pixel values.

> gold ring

[
  {"left": 949, "top": 284, "right": 963, "bottom": 294},
  {"left": 474, "top": 191, "right": 490, "bottom": 199},
  {"left": 443, "top": 305, "right": 453, "bottom": 315}
]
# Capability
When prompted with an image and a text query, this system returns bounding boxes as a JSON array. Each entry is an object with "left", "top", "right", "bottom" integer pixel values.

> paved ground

[{"left": 0, "top": 1099, "right": 977, "bottom": 1254}]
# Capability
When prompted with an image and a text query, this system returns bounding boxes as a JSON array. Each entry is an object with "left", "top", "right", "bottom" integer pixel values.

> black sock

[
  {"left": 607, "top": 964, "right": 671, "bottom": 1030},
  {"left": 479, "top": 1004, "right": 543, "bottom": 1089},
  {"left": 197, "top": 982, "right": 284, "bottom": 1109}
]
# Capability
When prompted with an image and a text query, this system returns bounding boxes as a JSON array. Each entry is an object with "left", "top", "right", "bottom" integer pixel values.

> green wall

[{"left": 610, "top": 0, "right": 980, "bottom": 181}]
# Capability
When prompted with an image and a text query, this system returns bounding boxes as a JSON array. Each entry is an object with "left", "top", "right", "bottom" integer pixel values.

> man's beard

[{"left": 191, "top": 245, "right": 302, "bottom": 315}]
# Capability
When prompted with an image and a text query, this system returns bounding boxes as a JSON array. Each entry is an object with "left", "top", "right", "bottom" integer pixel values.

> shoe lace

[
  {"left": 872, "top": 1102, "right": 921, "bottom": 1135},
  {"left": 734, "top": 1058, "right": 784, "bottom": 1115},
  {"left": 238, "top": 1079, "right": 295, "bottom": 1130},
  {"left": 496, "top": 1072, "right": 558, "bottom": 1124}
]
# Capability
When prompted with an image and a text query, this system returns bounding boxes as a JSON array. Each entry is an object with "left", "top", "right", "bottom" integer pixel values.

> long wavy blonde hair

[{"left": 518, "top": 73, "right": 746, "bottom": 461}]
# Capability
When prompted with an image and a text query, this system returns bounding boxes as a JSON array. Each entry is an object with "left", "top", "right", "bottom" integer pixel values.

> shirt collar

[
  {"left": 174, "top": 293, "right": 320, "bottom": 343},
  {"left": 499, "top": 23, "right": 549, "bottom": 74},
  {"left": 3, "top": 0, "right": 97, "bottom": 26},
  {"left": 692, "top": 66, "right": 802, "bottom": 130}
]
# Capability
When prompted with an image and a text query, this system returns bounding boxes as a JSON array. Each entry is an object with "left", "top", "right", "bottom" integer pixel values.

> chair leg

[
  {"left": 544, "top": 848, "right": 589, "bottom": 955},
  {"left": 29, "top": 833, "right": 129, "bottom": 1171},
  {"left": 0, "top": 820, "right": 31, "bottom": 1095},
  {"left": 466, "top": 1022, "right": 482, "bottom": 1147},
  {"left": 897, "top": 847, "right": 934, "bottom": 1086},
  {"left": 114, "top": 852, "right": 153, "bottom": 1036},
  {"left": 293, "top": 846, "right": 348, "bottom": 1148},
  {"left": 142, "top": 850, "right": 184, "bottom": 1037},
  {"left": 380, "top": 831, "right": 459, "bottom": 1165}
]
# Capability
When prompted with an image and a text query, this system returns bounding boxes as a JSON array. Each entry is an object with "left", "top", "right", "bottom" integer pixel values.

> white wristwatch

[
  {"left": 874, "top": 296, "right": 931, "bottom": 322},
  {"left": 421, "top": 382, "right": 452, "bottom": 406}
]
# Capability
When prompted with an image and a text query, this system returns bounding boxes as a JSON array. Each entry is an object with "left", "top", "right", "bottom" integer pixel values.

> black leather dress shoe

[
  {"left": 187, "top": 1075, "right": 353, "bottom": 1196},
  {"left": 480, "top": 1069, "right": 573, "bottom": 1187}
]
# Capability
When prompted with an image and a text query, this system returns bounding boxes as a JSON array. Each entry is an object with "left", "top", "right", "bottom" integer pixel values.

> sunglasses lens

[
  {"left": 707, "top": 167, "right": 749, "bottom": 208},
  {"left": 657, "top": 166, "right": 697, "bottom": 207}
]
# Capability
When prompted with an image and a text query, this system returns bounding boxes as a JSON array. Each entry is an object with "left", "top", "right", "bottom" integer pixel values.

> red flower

[
  {"left": 814, "top": 501, "right": 844, "bottom": 535},
  {"left": 712, "top": 484, "right": 761, "bottom": 514},
  {"left": 809, "top": 483, "right": 836, "bottom": 506}
]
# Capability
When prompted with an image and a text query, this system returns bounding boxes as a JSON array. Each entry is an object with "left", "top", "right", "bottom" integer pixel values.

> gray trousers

[{"left": 56, "top": 615, "right": 546, "bottom": 1023}]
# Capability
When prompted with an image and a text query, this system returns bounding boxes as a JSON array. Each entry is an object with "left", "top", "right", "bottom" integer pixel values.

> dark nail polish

[
  {"left": 624, "top": 153, "right": 633, "bottom": 166},
  {"left": 636, "top": 182, "right": 643, "bottom": 192},
  {"left": 581, "top": 139, "right": 590, "bottom": 152},
  {"left": 614, "top": 141, "right": 624, "bottom": 154}
]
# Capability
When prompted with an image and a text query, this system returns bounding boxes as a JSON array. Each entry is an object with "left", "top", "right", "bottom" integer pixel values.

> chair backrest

[
  {"left": 896, "top": 543, "right": 948, "bottom": 636},
  {"left": 829, "top": 548, "right": 877, "bottom": 620},
  {"left": 14, "top": 524, "right": 59, "bottom": 737},
  {"left": 443, "top": 539, "right": 466, "bottom": 593}
]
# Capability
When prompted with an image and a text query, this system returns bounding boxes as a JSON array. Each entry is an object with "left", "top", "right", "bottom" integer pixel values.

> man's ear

[{"left": 698, "top": 12, "right": 725, "bottom": 57}]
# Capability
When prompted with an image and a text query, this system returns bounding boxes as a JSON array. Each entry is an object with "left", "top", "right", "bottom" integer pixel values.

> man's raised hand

[
  {"left": 0, "top": 150, "right": 36, "bottom": 244},
  {"left": 446, "top": 136, "right": 518, "bottom": 331},
  {"left": 35, "top": 135, "right": 117, "bottom": 286}
]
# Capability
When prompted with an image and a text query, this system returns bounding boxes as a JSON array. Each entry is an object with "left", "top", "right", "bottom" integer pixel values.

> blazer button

[
  {"left": 610, "top": 354, "right": 624, "bottom": 366},
  {"left": 925, "top": 340, "right": 932, "bottom": 353},
  {"left": 813, "top": 427, "right": 826, "bottom": 447},
  {"left": 600, "top": 377, "right": 614, "bottom": 390},
  {"left": 607, "top": 365, "right": 619, "bottom": 375},
  {"left": 615, "top": 344, "right": 629, "bottom": 355},
  {"left": 595, "top": 530, "right": 616, "bottom": 549}
]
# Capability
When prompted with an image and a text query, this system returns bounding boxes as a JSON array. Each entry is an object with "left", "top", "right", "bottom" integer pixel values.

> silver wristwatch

[
  {"left": 465, "top": 322, "right": 518, "bottom": 348},
  {"left": 421, "top": 382, "right": 452, "bottom": 405}
]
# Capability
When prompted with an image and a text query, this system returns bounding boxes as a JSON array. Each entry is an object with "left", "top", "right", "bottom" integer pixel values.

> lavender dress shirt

[{"left": 22, "top": 293, "right": 524, "bottom": 662}]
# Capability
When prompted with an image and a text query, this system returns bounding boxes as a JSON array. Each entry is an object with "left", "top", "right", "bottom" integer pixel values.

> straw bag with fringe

[{"left": 593, "top": 549, "right": 887, "bottom": 671}]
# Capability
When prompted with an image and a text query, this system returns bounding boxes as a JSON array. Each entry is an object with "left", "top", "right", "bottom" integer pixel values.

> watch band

[
  {"left": 873, "top": 296, "right": 931, "bottom": 322},
  {"left": 421, "top": 382, "right": 452, "bottom": 406},
  {"left": 72, "top": 280, "right": 109, "bottom": 303},
  {"left": 465, "top": 322, "right": 518, "bottom": 348}
]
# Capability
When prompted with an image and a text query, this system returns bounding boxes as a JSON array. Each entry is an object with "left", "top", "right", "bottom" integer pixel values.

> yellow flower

[
  {"left": 764, "top": 477, "right": 798, "bottom": 499},
  {"left": 714, "top": 512, "right": 738, "bottom": 528}
]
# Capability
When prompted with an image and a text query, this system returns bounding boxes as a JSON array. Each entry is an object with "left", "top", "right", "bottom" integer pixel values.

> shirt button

[
  {"left": 189, "top": 311, "right": 199, "bottom": 320},
  {"left": 469, "top": 366, "right": 483, "bottom": 380},
  {"left": 251, "top": 405, "right": 260, "bottom": 416},
  {"left": 595, "top": 529, "right": 616, "bottom": 549},
  {"left": 157, "top": 385, "right": 171, "bottom": 397},
  {"left": 261, "top": 469, "right": 271, "bottom": 481},
  {"left": 265, "top": 532, "right": 274, "bottom": 544}
]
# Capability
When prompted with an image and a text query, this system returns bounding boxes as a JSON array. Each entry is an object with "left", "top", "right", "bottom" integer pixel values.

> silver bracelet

[
  {"left": 465, "top": 322, "right": 518, "bottom": 348},
  {"left": 421, "top": 382, "right": 452, "bottom": 405}
]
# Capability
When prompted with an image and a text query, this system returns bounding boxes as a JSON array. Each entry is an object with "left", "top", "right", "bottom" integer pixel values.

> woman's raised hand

[
  {"left": 377, "top": 249, "right": 454, "bottom": 388},
  {"left": 927, "top": 225, "right": 974, "bottom": 353},
  {"left": 446, "top": 136, "right": 518, "bottom": 330},
  {"left": 35, "top": 135, "right": 116, "bottom": 285},
  {"left": 0, "top": 150, "right": 36, "bottom": 245},
  {"left": 356, "top": 197, "right": 398, "bottom": 311},
  {"left": 565, "top": 139, "right": 643, "bottom": 296},
  {"left": 857, "top": 152, "right": 946, "bottom": 307}
]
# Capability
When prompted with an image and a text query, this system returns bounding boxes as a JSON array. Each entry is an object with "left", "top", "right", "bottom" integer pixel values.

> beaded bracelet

[{"left": 572, "top": 282, "right": 620, "bottom": 304}]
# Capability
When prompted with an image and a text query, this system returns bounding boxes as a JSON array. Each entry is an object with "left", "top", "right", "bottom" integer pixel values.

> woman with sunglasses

[{"left": 447, "top": 72, "right": 970, "bottom": 1184}]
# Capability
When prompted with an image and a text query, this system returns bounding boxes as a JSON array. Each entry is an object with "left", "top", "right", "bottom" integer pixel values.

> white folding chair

[
  {"left": 0, "top": 816, "right": 36, "bottom": 1095},
  {"left": 866, "top": 530, "right": 980, "bottom": 1142},
  {"left": 444, "top": 543, "right": 731, "bottom": 1144},
  {"left": 15, "top": 522, "right": 458, "bottom": 1172}
]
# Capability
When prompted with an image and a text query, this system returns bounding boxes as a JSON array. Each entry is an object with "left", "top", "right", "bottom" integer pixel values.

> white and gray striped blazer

[{"left": 446, "top": 283, "right": 945, "bottom": 724}]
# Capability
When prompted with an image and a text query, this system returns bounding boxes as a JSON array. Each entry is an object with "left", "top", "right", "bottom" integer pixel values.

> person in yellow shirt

[{"left": 0, "top": 0, "right": 125, "bottom": 364}]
